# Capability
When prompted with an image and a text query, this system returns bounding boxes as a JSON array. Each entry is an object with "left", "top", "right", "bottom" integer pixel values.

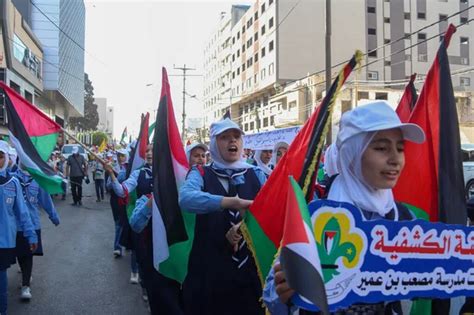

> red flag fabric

[
  {"left": 394, "top": 24, "right": 467, "bottom": 225},
  {"left": 396, "top": 73, "right": 418, "bottom": 123}
]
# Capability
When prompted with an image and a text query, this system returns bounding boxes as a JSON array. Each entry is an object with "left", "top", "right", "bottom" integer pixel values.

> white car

[
  {"left": 462, "top": 144, "right": 474, "bottom": 200},
  {"left": 61, "top": 144, "right": 88, "bottom": 162}
]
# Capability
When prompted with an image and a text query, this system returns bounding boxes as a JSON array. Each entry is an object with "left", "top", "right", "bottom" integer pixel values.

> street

[{"left": 7, "top": 181, "right": 148, "bottom": 314}]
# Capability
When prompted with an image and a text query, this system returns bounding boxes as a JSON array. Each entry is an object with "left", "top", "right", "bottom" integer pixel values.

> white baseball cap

[
  {"left": 336, "top": 101, "right": 425, "bottom": 148},
  {"left": 0, "top": 140, "right": 9, "bottom": 154},
  {"left": 71, "top": 146, "right": 79, "bottom": 154},
  {"left": 210, "top": 118, "right": 244, "bottom": 138}
]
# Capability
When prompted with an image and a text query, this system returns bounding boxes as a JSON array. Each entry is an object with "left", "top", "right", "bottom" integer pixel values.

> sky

[{"left": 84, "top": 0, "right": 252, "bottom": 139}]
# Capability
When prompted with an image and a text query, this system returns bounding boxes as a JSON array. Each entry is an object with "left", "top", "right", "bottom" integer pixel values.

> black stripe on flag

[
  {"left": 3, "top": 91, "right": 56, "bottom": 177},
  {"left": 153, "top": 94, "right": 187, "bottom": 245},
  {"left": 437, "top": 40, "right": 467, "bottom": 225}
]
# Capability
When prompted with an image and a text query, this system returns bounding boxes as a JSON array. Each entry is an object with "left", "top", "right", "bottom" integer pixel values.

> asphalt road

[{"left": 7, "top": 180, "right": 149, "bottom": 315}]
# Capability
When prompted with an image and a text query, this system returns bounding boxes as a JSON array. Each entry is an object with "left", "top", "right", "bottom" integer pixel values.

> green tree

[
  {"left": 92, "top": 131, "right": 108, "bottom": 146},
  {"left": 69, "top": 73, "right": 99, "bottom": 130}
]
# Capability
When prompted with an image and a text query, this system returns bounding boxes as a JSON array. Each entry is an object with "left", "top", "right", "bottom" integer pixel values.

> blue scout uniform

[
  {"left": 111, "top": 164, "right": 183, "bottom": 315},
  {"left": 179, "top": 163, "right": 267, "bottom": 315},
  {"left": 0, "top": 170, "right": 37, "bottom": 315},
  {"left": 13, "top": 169, "right": 59, "bottom": 256}
]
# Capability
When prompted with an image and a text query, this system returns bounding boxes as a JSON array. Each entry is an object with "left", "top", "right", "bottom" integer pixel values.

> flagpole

[{"left": 61, "top": 127, "right": 107, "bottom": 164}]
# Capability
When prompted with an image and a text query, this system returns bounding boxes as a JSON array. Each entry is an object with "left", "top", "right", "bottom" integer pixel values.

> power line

[
  {"left": 217, "top": 14, "right": 473, "bottom": 104},
  {"left": 29, "top": 0, "right": 108, "bottom": 68}
]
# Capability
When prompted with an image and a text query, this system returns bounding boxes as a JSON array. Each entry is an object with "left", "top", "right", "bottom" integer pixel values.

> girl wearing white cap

[
  {"left": 265, "top": 101, "right": 426, "bottom": 314},
  {"left": 0, "top": 141, "right": 37, "bottom": 315},
  {"left": 179, "top": 118, "right": 267, "bottom": 315},
  {"left": 271, "top": 141, "right": 289, "bottom": 166},
  {"left": 253, "top": 149, "right": 274, "bottom": 177}
]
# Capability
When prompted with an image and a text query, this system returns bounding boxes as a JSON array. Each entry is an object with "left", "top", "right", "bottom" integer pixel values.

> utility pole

[
  {"left": 325, "top": 0, "right": 332, "bottom": 144},
  {"left": 174, "top": 64, "right": 196, "bottom": 142}
]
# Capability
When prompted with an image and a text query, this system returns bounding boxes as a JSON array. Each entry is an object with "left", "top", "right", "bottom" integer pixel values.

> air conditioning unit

[{"left": 461, "top": 57, "right": 469, "bottom": 65}]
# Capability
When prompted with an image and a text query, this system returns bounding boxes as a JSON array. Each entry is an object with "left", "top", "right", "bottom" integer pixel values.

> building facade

[
  {"left": 95, "top": 97, "right": 114, "bottom": 138},
  {"left": 203, "top": 0, "right": 473, "bottom": 136},
  {"left": 0, "top": 0, "right": 44, "bottom": 135},
  {"left": 30, "top": 0, "right": 85, "bottom": 126}
]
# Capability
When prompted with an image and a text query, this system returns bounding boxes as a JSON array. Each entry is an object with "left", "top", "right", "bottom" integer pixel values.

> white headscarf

[
  {"left": 186, "top": 143, "right": 208, "bottom": 165},
  {"left": 270, "top": 141, "right": 289, "bottom": 166},
  {"left": 328, "top": 132, "right": 395, "bottom": 217},
  {"left": 323, "top": 143, "right": 339, "bottom": 177},
  {"left": 0, "top": 141, "right": 10, "bottom": 173},
  {"left": 8, "top": 147, "right": 17, "bottom": 166},
  {"left": 209, "top": 118, "right": 252, "bottom": 170},
  {"left": 254, "top": 150, "right": 273, "bottom": 176}
]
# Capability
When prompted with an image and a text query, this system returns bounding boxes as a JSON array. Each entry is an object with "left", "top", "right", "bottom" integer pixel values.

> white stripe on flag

[{"left": 153, "top": 199, "right": 169, "bottom": 271}]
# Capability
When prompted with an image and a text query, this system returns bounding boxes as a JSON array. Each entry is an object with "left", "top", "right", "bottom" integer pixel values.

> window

[
  {"left": 367, "top": 71, "right": 378, "bottom": 80},
  {"left": 269, "top": 63, "right": 274, "bottom": 75},
  {"left": 270, "top": 116, "right": 274, "bottom": 125},
  {"left": 245, "top": 105, "right": 249, "bottom": 113},
  {"left": 237, "top": 49, "right": 240, "bottom": 57},
  {"left": 255, "top": 11, "right": 258, "bottom": 20},
  {"left": 261, "top": 47, "right": 266, "bottom": 57},
  {"left": 232, "top": 37, "right": 235, "bottom": 44},
  {"left": 358, "top": 91, "right": 370, "bottom": 100},
  {"left": 404, "top": 12, "right": 410, "bottom": 20},
  {"left": 367, "top": 6, "right": 376, "bottom": 13},
  {"left": 384, "top": 17, "right": 390, "bottom": 23},
  {"left": 237, "top": 31, "right": 240, "bottom": 39},
  {"left": 461, "top": 37, "right": 469, "bottom": 45},
  {"left": 261, "top": 3, "right": 265, "bottom": 13},
  {"left": 247, "top": 17, "right": 253, "bottom": 28},
  {"left": 269, "top": 0, "right": 273, "bottom": 5},
  {"left": 255, "top": 32, "right": 259, "bottom": 41},
  {"left": 242, "top": 25, "right": 246, "bottom": 34},
  {"left": 232, "top": 71, "right": 235, "bottom": 79},
  {"left": 244, "top": 123, "right": 248, "bottom": 131},
  {"left": 418, "top": 33, "right": 426, "bottom": 40},
  {"left": 237, "top": 67, "right": 240, "bottom": 75},
  {"left": 263, "top": 117, "right": 268, "bottom": 127},
  {"left": 368, "top": 50, "right": 377, "bottom": 57},
  {"left": 384, "top": 60, "right": 391, "bottom": 66},
  {"left": 384, "top": 39, "right": 391, "bottom": 44},
  {"left": 24, "top": 91, "right": 33, "bottom": 103},
  {"left": 269, "top": 17, "right": 274, "bottom": 28},
  {"left": 461, "top": 0, "right": 468, "bottom": 3},
  {"left": 242, "top": 63, "right": 246, "bottom": 71},
  {"left": 254, "top": 74, "right": 258, "bottom": 84},
  {"left": 368, "top": 28, "right": 376, "bottom": 35},
  {"left": 254, "top": 53, "right": 259, "bottom": 62},
  {"left": 269, "top": 40, "right": 274, "bottom": 52},
  {"left": 439, "top": 14, "right": 448, "bottom": 21},
  {"left": 232, "top": 54, "right": 235, "bottom": 62},
  {"left": 261, "top": 25, "right": 266, "bottom": 35},
  {"left": 375, "top": 92, "right": 388, "bottom": 100},
  {"left": 261, "top": 68, "right": 266, "bottom": 79},
  {"left": 242, "top": 44, "right": 245, "bottom": 52},
  {"left": 461, "top": 17, "right": 468, "bottom": 23},
  {"left": 417, "top": 12, "right": 426, "bottom": 19},
  {"left": 250, "top": 121, "right": 254, "bottom": 130},
  {"left": 461, "top": 77, "right": 471, "bottom": 86}
]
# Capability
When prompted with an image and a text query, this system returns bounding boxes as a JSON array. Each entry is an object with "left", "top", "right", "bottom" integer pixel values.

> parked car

[
  {"left": 462, "top": 144, "right": 474, "bottom": 200},
  {"left": 61, "top": 144, "right": 88, "bottom": 162}
]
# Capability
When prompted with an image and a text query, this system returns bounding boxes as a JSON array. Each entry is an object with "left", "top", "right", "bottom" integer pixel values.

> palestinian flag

[
  {"left": 125, "top": 113, "right": 149, "bottom": 218},
  {"left": 0, "top": 81, "right": 64, "bottom": 193},
  {"left": 153, "top": 67, "right": 193, "bottom": 283},
  {"left": 244, "top": 51, "right": 363, "bottom": 283},
  {"left": 280, "top": 176, "right": 328, "bottom": 314},
  {"left": 120, "top": 127, "right": 128, "bottom": 145},
  {"left": 394, "top": 23, "right": 467, "bottom": 225},
  {"left": 396, "top": 73, "right": 418, "bottom": 123},
  {"left": 394, "top": 24, "right": 467, "bottom": 315},
  {"left": 148, "top": 121, "right": 156, "bottom": 142}
]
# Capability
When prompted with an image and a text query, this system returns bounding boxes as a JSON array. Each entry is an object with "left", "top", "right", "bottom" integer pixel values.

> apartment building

[{"left": 204, "top": 0, "right": 473, "bottom": 135}]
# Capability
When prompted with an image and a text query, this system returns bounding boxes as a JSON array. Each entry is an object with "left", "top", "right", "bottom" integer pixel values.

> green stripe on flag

[
  {"left": 126, "top": 190, "right": 138, "bottom": 219},
  {"left": 243, "top": 211, "right": 278, "bottom": 283},
  {"left": 30, "top": 133, "right": 58, "bottom": 162},
  {"left": 159, "top": 211, "right": 196, "bottom": 283},
  {"left": 27, "top": 167, "right": 64, "bottom": 194}
]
